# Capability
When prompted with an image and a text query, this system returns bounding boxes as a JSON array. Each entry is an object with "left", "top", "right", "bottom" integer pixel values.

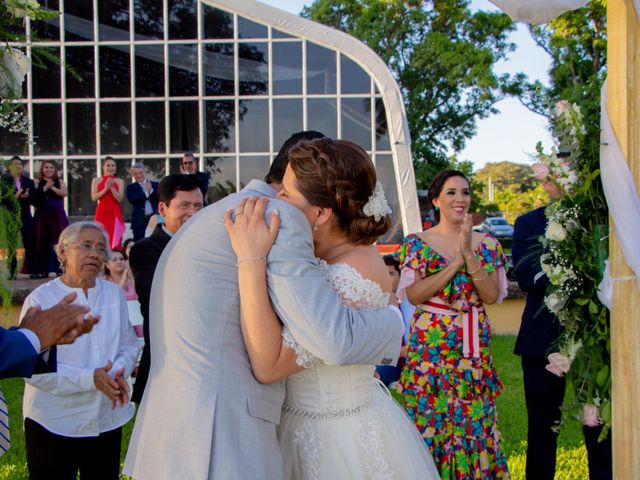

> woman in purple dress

[{"left": 33, "top": 160, "right": 69, "bottom": 278}]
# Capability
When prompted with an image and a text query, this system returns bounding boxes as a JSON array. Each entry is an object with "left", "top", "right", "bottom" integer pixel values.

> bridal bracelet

[{"left": 236, "top": 256, "right": 267, "bottom": 267}]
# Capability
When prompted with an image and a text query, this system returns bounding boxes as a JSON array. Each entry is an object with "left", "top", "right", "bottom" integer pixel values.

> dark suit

[
  {"left": 0, "top": 327, "right": 55, "bottom": 379},
  {"left": 126, "top": 181, "right": 159, "bottom": 240},
  {"left": 194, "top": 171, "right": 210, "bottom": 205},
  {"left": 129, "top": 225, "right": 171, "bottom": 403},
  {"left": 513, "top": 207, "right": 611, "bottom": 480},
  {"left": 1, "top": 173, "right": 37, "bottom": 276}
]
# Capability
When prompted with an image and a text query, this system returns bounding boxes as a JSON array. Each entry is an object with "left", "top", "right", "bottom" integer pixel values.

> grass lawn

[{"left": 0, "top": 335, "right": 589, "bottom": 479}]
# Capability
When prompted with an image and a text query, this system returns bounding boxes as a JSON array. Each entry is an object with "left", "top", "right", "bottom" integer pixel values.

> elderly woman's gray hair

[{"left": 55, "top": 222, "right": 111, "bottom": 270}]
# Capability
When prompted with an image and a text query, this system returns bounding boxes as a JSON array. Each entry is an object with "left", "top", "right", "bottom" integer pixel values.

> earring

[
  {"left": 313, "top": 221, "right": 318, "bottom": 231},
  {"left": 434, "top": 206, "right": 439, "bottom": 212}
]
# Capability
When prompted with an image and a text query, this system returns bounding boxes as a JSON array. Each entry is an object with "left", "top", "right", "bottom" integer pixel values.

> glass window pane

[
  {"left": 203, "top": 5, "right": 233, "bottom": 39},
  {"left": 375, "top": 98, "right": 391, "bottom": 151},
  {"left": 135, "top": 44, "right": 164, "bottom": 97},
  {"left": 341, "top": 55, "right": 370, "bottom": 94},
  {"left": 64, "top": 0, "right": 93, "bottom": 41},
  {"left": 32, "top": 104, "right": 62, "bottom": 154},
  {"left": 169, "top": 44, "right": 198, "bottom": 97},
  {"left": 205, "top": 100, "right": 235, "bottom": 153},
  {"left": 169, "top": 157, "right": 182, "bottom": 174},
  {"left": 375, "top": 154, "right": 402, "bottom": 244},
  {"left": 307, "top": 98, "right": 337, "bottom": 139},
  {"left": 203, "top": 44, "right": 234, "bottom": 96},
  {"left": 99, "top": 46, "right": 131, "bottom": 97},
  {"left": 239, "top": 156, "right": 269, "bottom": 188},
  {"left": 272, "top": 28, "right": 292, "bottom": 39},
  {"left": 98, "top": 0, "right": 130, "bottom": 41},
  {"left": 136, "top": 102, "right": 166, "bottom": 153},
  {"left": 272, "top": 42, "right": 302, "bottom": 95},
  {"left": 0, "top": 125, "right": 29, "bottom": 156},
  {"left": 238, "top": 99, "right": 268, "bottom": 153},
  {"left": 33, "top": 0, "right": 60, "bottom": 40},
  {"left": 307, "top": 42, "right": 336, "bottom": 95},
  {"left": 134, "top": 0, "right": 163, "bottom": 40},
  {"left": 66, "top": 46, "right": 95, "bottom": 98},
  {"left": 239, "top": 43, "right": 268, "bottom": 96},
  {"left": 67, "top": 103, "right": 96, "bottom": 154},
  {"left": 32, "top": 47, "right": 60, "bottom": 99},
  {"left": 136, "top": 158, "right": 167, "bottom": 181},
  {"left": 206, "top": 156, "right": 236, "bottom": 203},
  {"left": 100, "top": 103, "right": 131, "bottom": 154},
  {"left": 169, "top": 101, "right": 199, "bottom": 153},
  {"left": 68, "top": 159, "right": 96, "bottom": 217},
  {"left": 238, "top": 17, "right": 267, "bottom": 39},
  {"left": 273, "top": 99, "right": 302, "bottom": 152},
  {"left": 341, "top": 97, "right": 371, "bottom": 150},
  {"left": 168, "top": 0, "right": 197, "bottom": 40}
]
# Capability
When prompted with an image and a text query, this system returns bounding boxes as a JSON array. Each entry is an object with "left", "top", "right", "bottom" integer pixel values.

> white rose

[
  {"left": 546, "top": 221, "right": 567, "bottom": 242},
  {"left": 545, "top": 293, "right": 565, "bottom": 313},
  {"left": 0, "top": 48, "right": 29, "bottom": 97}
]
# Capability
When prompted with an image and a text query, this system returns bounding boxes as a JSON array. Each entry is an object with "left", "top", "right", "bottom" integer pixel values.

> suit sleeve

[
  {"left": 127, "top": 183, "right": 147, "bottom": 206},
  {"left": 512, "top": 214, "right": 549, "bottom": 293},
  {"left": 266, "top": 201, "right": 403, "bottom": 366},
  {"left": 0, "top": 327, "right": 39, "bottom": 379},
  {"left": 130, "top": 241, "right": 157, "bottom": 306}
]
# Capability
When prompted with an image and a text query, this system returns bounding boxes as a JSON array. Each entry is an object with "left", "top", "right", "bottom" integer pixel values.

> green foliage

[
  {"left": 493, "top": 184, "right": 549, "bottom": 224},
  {"left": 537, "top": 102, "right": 610, "bottom": 432},
  {"left": 0, "top": 172, "right": 21, "bottom": 306},
  {"left": 519, "top": 0, "right": 606, "bottom": 162},
  {"left": 303, "top": 0, "right": 521, "bottom": 188}
]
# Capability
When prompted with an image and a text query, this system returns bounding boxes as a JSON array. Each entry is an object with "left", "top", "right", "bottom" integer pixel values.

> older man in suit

[
  {"left": 128, "top": 174, "right": 203, "bottom": 404},
  {"left": 513, "top": 167, "right": 612, "bottom": 480},
  {"left": 1, "top": 156, "right": 37, "bottom": 278},
  {"left": 124, "top": 131, "right": 403, "bottom": 479},
  {"left": 126, "top": 164, "right": 158, "bottom": 241},
  {"left": 180, "top": 152, "right": 210, "bottom": 204}
]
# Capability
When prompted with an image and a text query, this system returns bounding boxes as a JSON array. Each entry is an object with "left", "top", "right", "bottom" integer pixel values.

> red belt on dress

[{"left": 419, "top": 297, "right": 482, "bottom": 358}]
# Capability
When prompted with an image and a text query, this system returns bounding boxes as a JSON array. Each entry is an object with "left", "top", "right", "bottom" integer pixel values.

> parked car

[{"left": 481, "top": 217, "right": 514, "bottom": 238}]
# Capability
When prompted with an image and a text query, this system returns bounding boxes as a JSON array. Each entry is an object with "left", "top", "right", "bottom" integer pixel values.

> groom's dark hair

[{"left": 265, "top": 130, "right": 326, "bottom": 185}]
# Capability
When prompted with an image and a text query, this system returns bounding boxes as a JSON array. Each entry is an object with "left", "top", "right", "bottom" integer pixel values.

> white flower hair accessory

[{"left": 363, "top": 182, "right": 392, "bottom": 221}]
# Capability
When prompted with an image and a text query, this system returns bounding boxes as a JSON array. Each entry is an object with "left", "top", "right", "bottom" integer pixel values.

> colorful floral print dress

[{"left": 393, "top": 233, "right": 510, "bottom": 480}]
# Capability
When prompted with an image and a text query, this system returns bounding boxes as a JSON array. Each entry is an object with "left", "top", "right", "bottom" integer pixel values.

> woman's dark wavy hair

[{"left": 427, "top": 169, "right": 470, "bottom": 221}]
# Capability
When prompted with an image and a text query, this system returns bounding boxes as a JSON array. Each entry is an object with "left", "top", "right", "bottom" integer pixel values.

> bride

[{"left": 224, "top": 138, "right": 440, "bottom": 479}]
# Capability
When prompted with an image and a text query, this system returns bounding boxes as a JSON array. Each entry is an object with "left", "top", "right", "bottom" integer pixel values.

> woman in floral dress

[{"left": 394, "top": 170, "right": 510, "bottom": 479}]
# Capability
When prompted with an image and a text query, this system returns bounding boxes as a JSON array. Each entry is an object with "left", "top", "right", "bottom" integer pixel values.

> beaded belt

[{"left": 282, "top": 397, "right": 373, "bottom": 420}]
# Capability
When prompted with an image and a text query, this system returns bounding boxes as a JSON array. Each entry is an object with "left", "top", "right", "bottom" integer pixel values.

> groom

[{"left": 124, "top": 131, "right": 405, "bottom": 480}]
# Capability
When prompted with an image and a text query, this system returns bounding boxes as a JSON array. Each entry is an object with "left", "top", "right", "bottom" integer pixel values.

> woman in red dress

[{"left": 92, "top": 156, "right": 125, "bottom": 249}]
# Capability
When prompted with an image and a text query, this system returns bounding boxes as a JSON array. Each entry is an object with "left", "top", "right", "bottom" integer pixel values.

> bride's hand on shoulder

[{"left": 224, "top": 197, "right": 281, "bottom": 260}]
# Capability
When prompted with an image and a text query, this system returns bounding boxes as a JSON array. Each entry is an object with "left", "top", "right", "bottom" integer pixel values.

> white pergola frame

[{"left": 14, "top": 0, "right": 421, "bottom": 236}]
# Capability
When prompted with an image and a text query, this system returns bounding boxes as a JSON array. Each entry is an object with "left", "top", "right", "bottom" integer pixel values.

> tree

[
  {"left": 519, "top": 0, "right": 606, "bottom": 161},
  {"left": 474, "top": 161, "right": 537, "bottom": 202},
  {"left": 303, "top": 0, "right": 522, "bottom": 187}
]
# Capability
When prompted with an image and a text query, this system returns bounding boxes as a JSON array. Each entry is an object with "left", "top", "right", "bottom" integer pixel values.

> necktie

[{"left": 0, "top": 388, "right": 10, "bottom": 456}]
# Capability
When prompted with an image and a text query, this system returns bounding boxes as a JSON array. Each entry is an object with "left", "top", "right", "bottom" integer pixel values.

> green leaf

[{"left": 596, "top": 365, "right": 609, "bottom": 386}]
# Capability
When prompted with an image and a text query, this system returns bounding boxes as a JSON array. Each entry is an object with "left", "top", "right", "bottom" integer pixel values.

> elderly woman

[{"left": 20, "top": 222, "right": 140, "bottom": 480}]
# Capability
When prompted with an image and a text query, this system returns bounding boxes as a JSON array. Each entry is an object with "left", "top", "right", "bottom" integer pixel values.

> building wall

[{"left": 1, "top": 0, "right": 420, "bottom": 243}]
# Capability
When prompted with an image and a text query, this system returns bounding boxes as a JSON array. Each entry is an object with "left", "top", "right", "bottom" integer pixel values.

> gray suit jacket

[{"left": 123, "top": 180, "right": 403, "bottom": 479}]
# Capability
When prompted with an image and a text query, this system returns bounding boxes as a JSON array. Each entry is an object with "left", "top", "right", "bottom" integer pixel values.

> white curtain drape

[
  {"left": 597, "top": 82, "right": 640, "bottom": 308},
  {"left": 488, "top": 0, "right": 588, "bottom": 24}
]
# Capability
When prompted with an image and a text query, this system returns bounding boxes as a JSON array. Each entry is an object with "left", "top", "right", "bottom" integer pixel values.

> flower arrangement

[{"left": 534, "top": 100, "right": 611, "bottom": 433}]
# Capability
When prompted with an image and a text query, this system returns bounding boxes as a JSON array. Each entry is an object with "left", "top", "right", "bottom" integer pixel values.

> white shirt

[{"left": 21, "top": 278, "right": 141, "bottom": 437}]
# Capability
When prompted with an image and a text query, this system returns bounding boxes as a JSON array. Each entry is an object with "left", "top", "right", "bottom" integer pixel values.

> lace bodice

[{"left": 281, "top": 259, "right": 391, "bottom": 415}]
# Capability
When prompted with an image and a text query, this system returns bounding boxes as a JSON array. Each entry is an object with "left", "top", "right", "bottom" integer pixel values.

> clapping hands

[
  {"left": 451, "top": 214, "right": 474, "bottom": 269},
  {"left": 94, "top": 360, "right": 130, "bottom": 409}
]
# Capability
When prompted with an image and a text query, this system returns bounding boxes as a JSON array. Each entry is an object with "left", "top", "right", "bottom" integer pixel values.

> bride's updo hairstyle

[{"left": 287, "top": 138, "right": 391, "bottom": 245}]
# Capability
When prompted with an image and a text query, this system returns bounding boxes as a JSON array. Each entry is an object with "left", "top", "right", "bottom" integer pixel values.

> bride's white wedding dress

[{"left": 279, "top": 260, "right": 440, "bottom": 480}]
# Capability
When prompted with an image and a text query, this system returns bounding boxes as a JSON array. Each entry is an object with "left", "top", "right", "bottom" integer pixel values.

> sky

[{"left": 259, "top": 0, "right": 554, "bottom": 172}]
